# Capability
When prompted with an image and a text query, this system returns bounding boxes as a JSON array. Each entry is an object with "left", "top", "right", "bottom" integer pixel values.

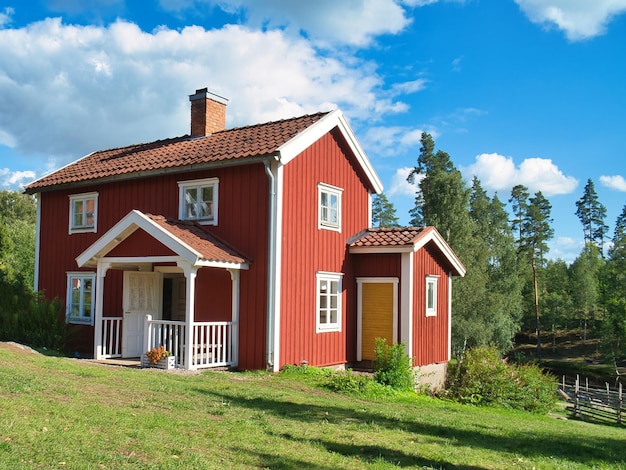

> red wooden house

[{"left": 25, "top": 88, "right": 465, "bottom": 388}]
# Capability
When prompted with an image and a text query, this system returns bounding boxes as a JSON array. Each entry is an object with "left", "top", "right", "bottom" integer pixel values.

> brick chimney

[{"left": 189, "top": 88, "right": 228, "bottom": 137}]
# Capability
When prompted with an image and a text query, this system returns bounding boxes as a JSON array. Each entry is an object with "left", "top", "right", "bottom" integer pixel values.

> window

[
  {"left": 426, "top": 275, "right": 438, "bottom": 317},
  {"left": 178, "top": 178, "right": 219, "bottom": 224},
  {"left": 318, "top": 183, "right": 343, "bottom": 232},
  {"left": 69, "top": 192, "right": 98, "bottom": 233},
  {"left": 66, "top": 273, "right": 96, "bottom": 325},
  {"left": 316, "top": 272, "right": 343, "bottom": 332}
]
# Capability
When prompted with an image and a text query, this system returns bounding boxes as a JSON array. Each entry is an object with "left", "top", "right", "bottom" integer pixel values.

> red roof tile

[
  {"left": 25, "top": 112, "right": 328, "bottom": 192},
  {"left": 348, "top": 227, "right": 431, "bottom": 248},
  {"left": 147, "top": 214, "right": 250, "bottom": 266}
]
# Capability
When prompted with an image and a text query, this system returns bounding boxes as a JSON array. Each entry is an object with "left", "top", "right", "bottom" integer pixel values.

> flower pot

[{"left": 142, "top": 355, "right": 176, "bottom": 370}]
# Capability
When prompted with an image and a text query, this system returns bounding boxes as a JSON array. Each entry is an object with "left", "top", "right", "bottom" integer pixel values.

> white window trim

[
  {"left": 318, "top": 183, "right": 343, "bottom": 232},
  {"left": 178, "top": 177, "right": 219, "bottom": 225},
  {"left": 68, "top": 192, "right": 98, "bottom": 234},
  {"left": 66, "top": 272, "right": 96, "bottom": 325},
  {"left": 426, "top": 275, "right": 439, "bottom": 317},
  {"left": 316, "top": 271, "right": 343, "bottom": 333}
]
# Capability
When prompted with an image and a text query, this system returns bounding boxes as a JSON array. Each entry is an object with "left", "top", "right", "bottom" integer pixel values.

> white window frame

[
  {"left": 69, "top": 192, "right": 98, "bottom": 234},
  {"left": 66, "top": 272, "right": 96, "bottom": 325},
  {"left": 318, "top": 183, "right": 343, "bottom": 232},
  {"left": 316, "top": 272, "right": 343, "bottom": 333},
  {"left": 426, "top": 275, "right": 439, "bottom": 317},
  {"left": 178, "top": 177, "right": 219, "bottom": 225}
]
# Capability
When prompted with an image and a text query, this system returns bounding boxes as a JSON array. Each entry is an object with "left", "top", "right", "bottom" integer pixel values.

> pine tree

[
  {"left": 575, "top": 179, "right": 608, "bottom": 253},
  {"left": 371, "top": 193, "right": 400, "bottom": 228},
  {"left": 509, "top": 184, "right": 529, "bottom": 250}
]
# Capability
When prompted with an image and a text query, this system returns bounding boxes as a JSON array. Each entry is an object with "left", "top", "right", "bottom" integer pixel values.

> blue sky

[{"left": 1, "top": 0, "right": 625, "bottom": 263}]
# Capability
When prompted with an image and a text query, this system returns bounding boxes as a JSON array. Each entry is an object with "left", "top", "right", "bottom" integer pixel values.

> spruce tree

[{"left": 371, "top": 193, "right": 400, "bottom": 228}]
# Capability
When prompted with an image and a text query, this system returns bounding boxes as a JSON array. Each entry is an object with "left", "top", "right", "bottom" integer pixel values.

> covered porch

[{"left": 77, "top": 210, "right": 250, "bottom": 370}]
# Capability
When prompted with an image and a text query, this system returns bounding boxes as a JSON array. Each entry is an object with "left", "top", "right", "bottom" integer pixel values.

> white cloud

[
  {"left": 462, "top": 153, "right": 578, "bottom": 196},
  {"left": 600, "top": 174, "right": 626, "bottom": 191},
  {"left": 0, "top": 7, "right": 14, "bottom": 27},
  {"left": 161, "top": 0, "right": 412, "bottom": 47},
  {"left": 0, "top": 168, "right": 36, "bottom": 188},
  {"left": 514, "top": 0, "right": 626, "bottom": 41},
  {"left": 549, "top": 236, "right": 584, "bottom": 264},
  {"left": 0, "top": 18, "right": 404, "bottom": 169},
  {"left": 387, "top": 167, "right": 420, "bottom": 197},
  {"left": 390, "top": 78, "right": 428, "bottom": 95}
]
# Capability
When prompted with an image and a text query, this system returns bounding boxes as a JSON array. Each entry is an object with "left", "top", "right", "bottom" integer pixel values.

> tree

[
  {"left": 575, "top": 179, "right": 608, "bottom": 253},
  {"left": 600, "top": 205, "right": 626, "bottom": 360},
  {"left": 0, "top": 190, "right": 37, "bottom": 288},
  {"left": 509, "top": 184, "right": 529, "bottom": 250},
  {"left": 570, "top": 244, "right": 602, "bottom": 343},
  {"left": 519, "top": 191, "right": 554, "bottom": 357},
  {"left": 371, "top": 193, "right": 400, "bottom": 228}
]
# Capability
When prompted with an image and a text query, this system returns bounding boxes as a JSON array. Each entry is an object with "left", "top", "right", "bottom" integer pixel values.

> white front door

[{"left": 122, "top": 271, "right": 162, "bottom": 358}]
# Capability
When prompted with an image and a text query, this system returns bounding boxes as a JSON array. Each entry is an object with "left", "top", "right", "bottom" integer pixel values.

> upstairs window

[
  {"left": 316, "top": 272, "right": 343, "bottom": 333},
  {"left": 69, "top": 192, "right": 98, "bottom": 234},
  {"left": 426, "top": 275, "right": 438, "bottom": 317},
  {"left": 178, "top": 178, "right": 219, "bottom": 225},
  {"left": 66, "top": 272, "right": 95, "bottom": 325},
  {"left": 318, "top": 183, "right": 343, "bottom": 232}
]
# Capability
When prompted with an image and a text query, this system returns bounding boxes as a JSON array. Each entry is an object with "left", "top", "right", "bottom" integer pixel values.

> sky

[{"left": 0, "top": 0, "right": 625, "bottom": 263}]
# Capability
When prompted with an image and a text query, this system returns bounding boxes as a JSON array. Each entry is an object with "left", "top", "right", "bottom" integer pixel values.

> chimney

[{"left": 189, "top": 88, "right": 229, "bottom": 137}]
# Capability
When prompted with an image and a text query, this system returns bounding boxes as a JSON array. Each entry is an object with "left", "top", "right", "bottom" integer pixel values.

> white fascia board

[
  {"left": 76, "top": 210, "right": 201, "bottom": 267},
  {"left": 412, "top": 228, "right": 466, "bottom": 277},
  {"left": 196, "top": 259, "right": 249, "bottom": 270},
  {"left": 277, "top": 109, "right": 383, "bottom": 194},
  {"left": 349, "top": 246, "right": 414, "bottom": 255}
]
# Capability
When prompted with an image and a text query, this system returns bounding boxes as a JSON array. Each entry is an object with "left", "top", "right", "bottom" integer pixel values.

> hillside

[{"left": 1, "top": 342, "right": 625, "bottom": 469}]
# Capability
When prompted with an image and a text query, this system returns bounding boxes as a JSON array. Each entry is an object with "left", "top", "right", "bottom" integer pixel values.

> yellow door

[{"left": 361, "top": 282, "right": 394, "bottom": 361}]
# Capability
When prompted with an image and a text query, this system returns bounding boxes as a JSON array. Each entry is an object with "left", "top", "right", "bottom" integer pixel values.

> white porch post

[
  {"left": 400, "top": 252, "right": 414, "bottom": 359},
  {"left": 179, "top": 262, "right": 198, "bottom": 370},
  {"left": 93, "top": 262, "right": 111, "bottom": 360},
  {"left": 143, "top": 314, "right": 153, "bottom": 360},
  {"left": 227, "top": 268, "right": 240, "bottom": 367}
]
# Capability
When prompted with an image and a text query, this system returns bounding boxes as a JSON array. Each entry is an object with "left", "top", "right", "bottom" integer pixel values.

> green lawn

[{"left": 1, "top": 342, "right": 625, "bottom": 469}]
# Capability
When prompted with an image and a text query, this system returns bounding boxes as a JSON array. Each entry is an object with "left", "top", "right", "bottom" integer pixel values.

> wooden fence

[{"left": 559, "top": 375, "right": 623, "bottom": 426}]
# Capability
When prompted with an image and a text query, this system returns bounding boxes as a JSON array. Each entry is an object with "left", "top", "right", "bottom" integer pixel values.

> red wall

[
  {"left": 279, "top": 129, "right": 371, "bottom": 367},
  {"left": 37, "top": 163, "right": 270, "bottom": 369},
  {"left": 412, "top": 243, "right": 451, "bottom": 366}
]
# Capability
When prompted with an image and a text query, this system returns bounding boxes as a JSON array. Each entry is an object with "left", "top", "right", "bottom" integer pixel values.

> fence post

[
  {"left": 575, "top": 375, "right": 580, "bottom": 418},
  {"left": 619, "top": 382, "right": 623, "bottom": 425}
]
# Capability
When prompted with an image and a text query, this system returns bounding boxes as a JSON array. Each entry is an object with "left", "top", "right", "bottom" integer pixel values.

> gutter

[{"left": 264, "top": 154, "right": 280, "bottom": 371}]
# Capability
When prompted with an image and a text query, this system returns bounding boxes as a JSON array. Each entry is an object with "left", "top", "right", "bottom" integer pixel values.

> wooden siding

[
  {"left": 412, "top": 243, "right": 450, "bottom": 366},
  {"left": 107, "top": 228, "right": 178, "bottom": 257},
  {"left": 36, "top": 163, "right": 270, "bottom": 369},
  {"left": 279, "top": 129, "right": 371, "bottom": 368}
]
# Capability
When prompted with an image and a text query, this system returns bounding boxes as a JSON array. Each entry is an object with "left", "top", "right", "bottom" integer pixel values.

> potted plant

[{"left": 143, "top": 345, "right": 176, "bottom": 370}]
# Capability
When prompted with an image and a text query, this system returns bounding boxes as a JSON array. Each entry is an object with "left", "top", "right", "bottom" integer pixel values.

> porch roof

[
  {"left": 76, "top": 209, "right": 250, "bottom": 270},
  {"left": 348, "top": 226, "right": 466, "bottom": 276}
]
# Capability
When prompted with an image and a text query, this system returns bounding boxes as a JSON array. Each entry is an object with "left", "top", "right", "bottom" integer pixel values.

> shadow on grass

[{"left": 198, "top": 388, "right": 625, "bottom": 468}]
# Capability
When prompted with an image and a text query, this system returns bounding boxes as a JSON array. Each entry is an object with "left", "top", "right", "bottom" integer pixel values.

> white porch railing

[
  {"left": 192, "top": 322, "right": 235, "bottom": 368},
  {"left": 144, "top": 318, "right": 236, "bottom": 370},
  {"left": 101, "top": 317, "right": 123, "bottom": 358}
]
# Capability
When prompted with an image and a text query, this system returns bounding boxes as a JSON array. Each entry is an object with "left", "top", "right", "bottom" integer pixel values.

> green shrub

[
  {"left": 325, "top": 370, "right": 372, "bottom": 394},
  {"left": 0, "top": 271, "right": 67, "bottom": 351},
  {"left": 373, "top": 338, "right": 415, "bottom": 391},
  {"left": 450, "top": 346, "right": 557, "bottom": 413}
]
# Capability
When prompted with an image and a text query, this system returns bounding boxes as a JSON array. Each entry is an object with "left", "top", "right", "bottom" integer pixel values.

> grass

[{"left": 1, "top": 343, "right": 625, "bottom": 469}]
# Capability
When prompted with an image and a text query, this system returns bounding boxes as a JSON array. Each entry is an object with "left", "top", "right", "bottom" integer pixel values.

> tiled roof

[
  {"left": 25, "top": 112, "right": 329, "bottom": 192},
  {"left": 348, "top": 227, "right": 432, "bottom": 248},
  {"left": 147, "top": 214, "right": 250, "bottom": 266}
]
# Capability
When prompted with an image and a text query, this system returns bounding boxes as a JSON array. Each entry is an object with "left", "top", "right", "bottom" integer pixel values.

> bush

[
  {"left": 373, "top": 338, "right": 415, "bottom": 391},
  {"left": 449, "top": 346, "right": 557, "bottom": 413},
  {"left": 0, "top": 270, "right": 67, "bottom": 351}
]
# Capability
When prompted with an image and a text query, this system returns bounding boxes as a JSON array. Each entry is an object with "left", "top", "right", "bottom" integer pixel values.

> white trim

[
  {"left": 33, "top": 193, "right": 41, "bottom": 291},
  {"left": 315, "top": 271, "right": 343, "bottom": 333},
  {"left": 448, "top": 274, "right": 452, "bottom": 361},
  {"left": 277, "top": 109, "right": 383, "bottom": 194},
  {"left": 66, "top": 271, "right": 96, "bottom": 325},
  {"left": 178, "top": 177, "right": 219, "bottom": 225},
  {"left": 68, "top": 191, "right": 98, "bottom": 234},
  {"left": 425, "top": 275, "right": 438, "bottom": 317},
  {"left": 400, "top": 252, "right": 414, "bottom": 360},
  {"left": 318, "top": 182, "right": 343, "bottom": 232},
  {"left": 273, "top": 162, "right": 284, "bottom": 372},
  {"left": 356, "top": 277, "right": 398, "bottom": 362}
]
